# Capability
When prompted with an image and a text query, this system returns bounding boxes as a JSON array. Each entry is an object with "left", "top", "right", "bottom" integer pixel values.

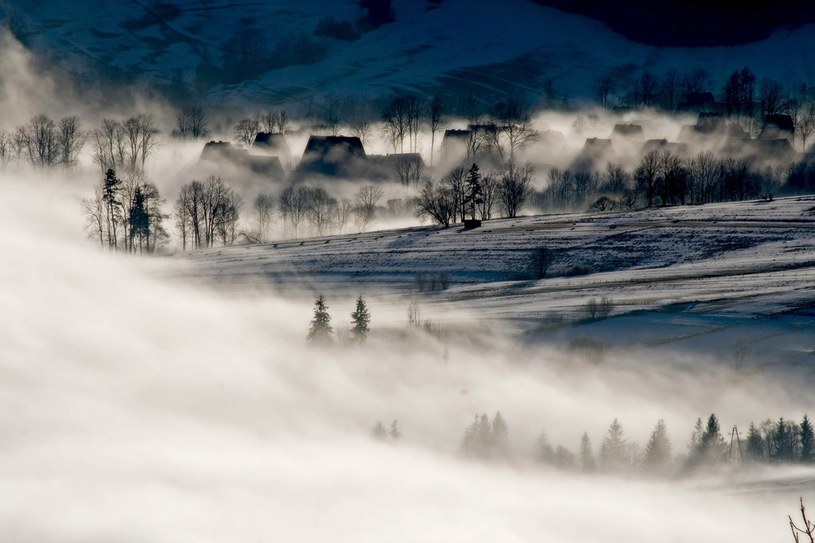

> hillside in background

[
  {"left": 3, "top": 0, "right": 815, "bottom": 108},
  {"left": 533, "top": 0, "right": 815, "bottom": 46}
]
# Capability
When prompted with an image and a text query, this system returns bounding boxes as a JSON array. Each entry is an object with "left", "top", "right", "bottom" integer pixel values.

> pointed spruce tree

[
  {"left": 600, "top": 418, "right": 629, "bottom": 472},
  {"left": 492, "top": 411, "right": 510, "bottom": 459},
  {"left": 696, "top": 413, "right": 725, "bottom": 465},
  {"left": 101, "top": 168, "right": 122, "bottom": 250},
  {"left": 533, "top": 430, "right": 555, "bottom": 465},
  {"left": 801, "top": 415, "right": 814, "bottom": 463},
  {"left": 744, "top": 422, "right": 766, "bottom": 463},
  {"left": 306, "top": 294, "right": 334, "bottom": 345},
  {"left": 642, "top": 419, "right": 672, "bottom": 474},
  {"left": 579, "top": 431, "right": 596, "bottom": 473},
  {"left": 463, "top": 162, "right": 483, "bottom": 220},
  {"left": 349, "top": 296, "right": 371, "bottom": 343},
  {"left": 389, "top": 419, "right": 401, "bottom": 442},
  {"left": 371, "top": 420, "right": 387, "bottom": 441}
]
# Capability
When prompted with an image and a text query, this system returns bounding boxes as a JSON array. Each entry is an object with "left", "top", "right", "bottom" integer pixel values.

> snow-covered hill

[
  {"left": 175, "top": 196, "right": 815, "bottom": 369},
  {"left": 6, "top": 0, "right": 815, "bottom": 106}
]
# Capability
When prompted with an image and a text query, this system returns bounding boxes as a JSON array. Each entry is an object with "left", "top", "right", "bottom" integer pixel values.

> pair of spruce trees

[{"left": 307, "top": 295, "right": 370, "bottom": 345}]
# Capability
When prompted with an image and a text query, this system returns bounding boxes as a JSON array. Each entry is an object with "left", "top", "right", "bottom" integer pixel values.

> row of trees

[
  {"left": 306, "top": 295, "right": 371, "bottom": 346},
  {"left": 417, "top": 162, "right": 534, "bottom": 226},
  {"left": 459, "top": 412, "right": 815, "bottom": 475},
  {"left": 540, "top": 150, "right": 786, "bottom": 213},
  {"left": 0, "top": 115, "right": 85, "bottom": 170},
  {"left": 0, "top": 113, "right": 162, "bottom": 174},
  {"left": 173, "top": 176, "right": 243, "bottom": 250},
  {"left": 82, "top": 168, "right": 167, "bottom": 253}
]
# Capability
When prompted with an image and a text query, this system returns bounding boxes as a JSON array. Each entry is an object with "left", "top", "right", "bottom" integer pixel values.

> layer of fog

[{"left": 2, "top": 174, "right": 814, "bottom": 542}]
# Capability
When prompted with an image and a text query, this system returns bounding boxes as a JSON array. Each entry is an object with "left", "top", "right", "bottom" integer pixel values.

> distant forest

[{"left": 532, "top": 0, "right": 815, "bottom": 46}]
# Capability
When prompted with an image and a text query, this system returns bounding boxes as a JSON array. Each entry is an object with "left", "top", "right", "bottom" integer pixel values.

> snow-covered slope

[
  {"left": 175, "top": 196, "right": 815, "bottom": 369},
  {"left": 6, "top": 0, "right": 815, "bottom": 106}
]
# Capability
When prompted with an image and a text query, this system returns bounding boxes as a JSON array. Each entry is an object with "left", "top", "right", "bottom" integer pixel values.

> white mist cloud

[{"left": 1, "top": 173, "right": 813, "bottom": 542}]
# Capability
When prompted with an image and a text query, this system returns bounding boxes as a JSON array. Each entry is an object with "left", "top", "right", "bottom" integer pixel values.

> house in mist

[
  {"left": 296, "top": 135, "right": 367, "bottom": 177},
  {"left": 611, "top": 123, "right": 644, "bottom": 139},
  {"left": 677, "top": 112, "right": 749, "bottom": 150},
  {"left": 251, "top": 132, "right": 292, "bottom": 168},
  {"left": 367, "top": 153, "right": 426, "bottom": 184},
  {"left": 639, "top": 138, "right": 690, "bottom": 158},
  {"left": 441, "top": 129, "right": 470, "bottom": 164},
  {"left": 571, "top": 138, "right": 616, "bottom": 172},
  {"left": 440, "top": 125, "right": 502, "bottom": 170},
  {"left": 198, "top": 141, "right": 285, "bottom": 179},
  {"left": 610, "top": 123, "right": 645, "bottom": 157},
  {"left": 759, "top": 114, "right": 794, "bottom": 143},
  {"left": 742, "top": 138, "right": 796, "bottom": 167}
]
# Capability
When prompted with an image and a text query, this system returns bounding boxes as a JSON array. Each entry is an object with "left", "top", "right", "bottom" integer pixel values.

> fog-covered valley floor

[{"left": 3, "top": 176, "right": 815, "bottom": 542}]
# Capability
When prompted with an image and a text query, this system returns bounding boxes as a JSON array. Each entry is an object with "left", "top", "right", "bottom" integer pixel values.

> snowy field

[{"left": 176, "top": 196, "right": 815, "bottom": 371}]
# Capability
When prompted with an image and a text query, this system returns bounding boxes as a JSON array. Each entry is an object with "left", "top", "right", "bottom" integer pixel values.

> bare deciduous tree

[
  {"left": 174, "top": 105, "right": 209, "bottom": 140},
  {"left": 796, "top": 102, "right": 815, "bottom": 152},
  {"left": 174, "top": 176, "right": 242, "bottom": 249},
  {"left": 279, "top": 185, "right": 312, "bottom": 237},
  {"left": 492, "top": 98, "right": 538, "bottom": 162},
  {"left": 442, "top": 166, "right": 466, "bottom": 223},
  {"left": 56, "top": 116, "right": 85, "bottom": 170},
  {"left": 416, "top": 179, "right": 455, "bottom": 227},
  {"left": 382, "top": 96, "right": 409, "bottom": 153},
  {"left": 427, "top": 93, "right": 445, "bottom": 168},
  {"left": 354, "top": 185, "right": 383, "bottom": 231},
  {"left": 595, "top": 74, "right": 615, "bottom": 109},
  {"left": 253, "top": 193, "right": 275, "bottom": 241},
  {"left": 21, "top": 114, "right": 59, "bottom": 169},
  {"left": 499, "top": 162, "right": 534, "bottom": 218},
  {"left": 306, "top": 186, "right": 337, "bottom": 235},
  {"left": 234, "top": 118, "right": 260, "bottom": 147},
  {"left": 393, "top": 154, "right": 424, "bottom": 188}
]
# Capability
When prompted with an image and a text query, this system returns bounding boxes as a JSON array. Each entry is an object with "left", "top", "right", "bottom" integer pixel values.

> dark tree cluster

[
  {"left": 91, "top": 114, "right": 160, "bottom": 174},
  {"left": 460, "top": 412, "right": 815, "bottom": 476},
  {"left": 535, "top": 149, "right": 795, "bottom": 213},
  {"left": 417, "top": 161, "right": 533, "bottom": 226},
  {"left": 0, "top": 114, "right": 86, "bottom": 171},
  {"left": 82, "top": 168, "right": 167, "bottom": 253},
  {"left": 173, "top": 176, "right": 243, "bottom": 250}
]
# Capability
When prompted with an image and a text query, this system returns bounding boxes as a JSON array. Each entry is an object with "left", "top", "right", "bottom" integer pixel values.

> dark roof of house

[
  {"left": 297, "top": 135, "right": 367, "bottom": 176},
  {"left": 198, "top": 141, "right": 285, "bottom": 179},
  {"left": 443, "top": 129, "right": 471, "bottom": 140},
  {"left": 200, "top": 141, "right": 242, "bottom": 162},
  {"left": 570, "top": 138, "right": 615, "bottom": 172},
  {"left": 302, "top": 136, "right": 366, "bottom": 159},
  {"left": 584, "top": 137, "right": 614, "bottom": 149},
  {"left": 611, "top": 123, "right": 644, "bottom": 137},
  {"left": 763, "top": 114, "right": 795, "bottom": 132},
  {"left": 639, "top": 139, "right": 690, "bottom": 156},
  {"left": 253, "top": 132, "right": 290, "bottom": 150}
]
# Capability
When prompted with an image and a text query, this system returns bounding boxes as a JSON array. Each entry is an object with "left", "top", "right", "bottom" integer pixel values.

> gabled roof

[
  {"left": 611, "top": 123, "right": 644, "bottom": 138},
  {"left": 297, "top": 135, "right": 367, "bottom": 176}
]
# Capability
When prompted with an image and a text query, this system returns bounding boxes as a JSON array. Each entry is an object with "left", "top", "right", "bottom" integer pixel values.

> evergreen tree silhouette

[
  {"left": 801, "top": 415, "right": 814, "bottom": 463},
  {"left": 307, "top": 295, "right": 334, "bottom": 345},
  {"left": 349, "top": 296, "right": 371, "bottom": 343},
  {"left": 463, "top": 163, "right": 483, "bottom": 220},
  {"left": 642, "top": 419, "right": 672, "bottom": 474},
  {"left": 579, "top": 431, "right": 596, "bottom": 473}
]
